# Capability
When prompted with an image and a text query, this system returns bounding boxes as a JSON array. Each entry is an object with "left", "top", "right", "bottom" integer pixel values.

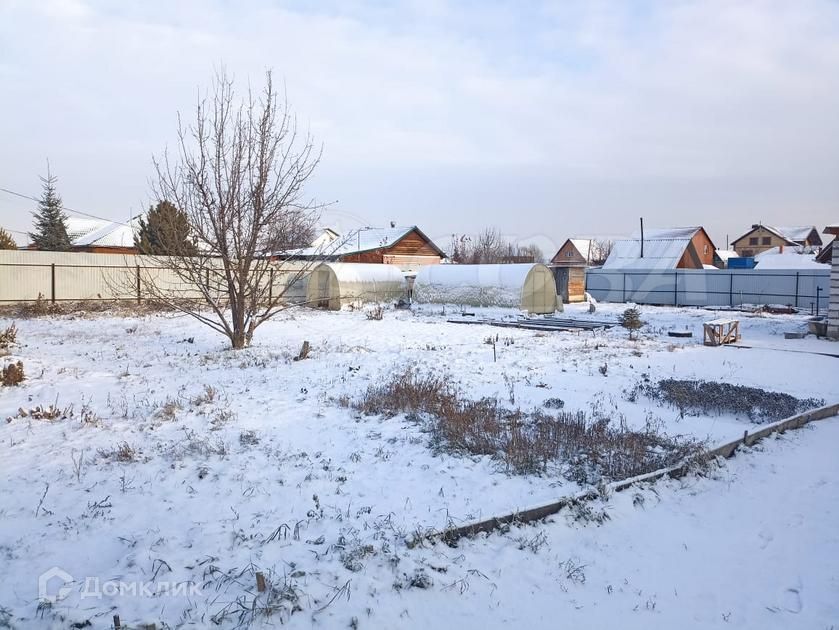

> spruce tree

[
  {"left": 29, "top": 172, "right": 72, "bottom": 251},
  {"left": 619, "top": 307, "right": 644, "bottom": 340},
  {"left": 0, "top": 227, "right": 16, "bottom": 250},
  {"left": 134, "top": 200, "right": 197, "bottom": 256}
]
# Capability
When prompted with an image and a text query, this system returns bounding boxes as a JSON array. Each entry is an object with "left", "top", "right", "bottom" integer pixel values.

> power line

[{"left": 0, "top": 186, "right": 133, "bottom": 227}]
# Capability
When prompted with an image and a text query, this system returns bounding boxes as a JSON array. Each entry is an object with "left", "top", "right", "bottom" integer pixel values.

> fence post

[
  {"left": 136, "top": 265, "right": 141, "bottom": 304},
  {"left": 50, "top": 263, "right": 56, "bottom": 304},
  {"left": 673, "top": 272, "right": 678, "bottom": 307},
  {"left": 622, "top": 273, "right": 626, "bottom": 302},
  {"left": 794, "top": 272, "right": 799, "bottom": 308},
  {"left": 729, "top": 273, "right": 734, "bottom": 307},
  {"left": 269, "top": 267, "right": 274, "bottom": 304}
]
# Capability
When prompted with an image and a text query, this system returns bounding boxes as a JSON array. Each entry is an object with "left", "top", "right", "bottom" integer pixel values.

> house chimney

[{"left": 640, "top": 217, "right": 645, "bottom": 258}]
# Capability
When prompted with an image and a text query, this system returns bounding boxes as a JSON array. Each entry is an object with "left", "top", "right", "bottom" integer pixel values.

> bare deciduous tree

[
  {"left": 589, "top": 239, "right": 614, "bottom": 266},
  {"left": 449, "top": 228, "right": 544, "bottom": 264},
  {"left": 143, "top": 69, "right": 323, "bottom": 349}
]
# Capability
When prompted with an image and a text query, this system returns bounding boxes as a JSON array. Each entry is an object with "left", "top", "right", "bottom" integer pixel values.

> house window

[
  {"left": 566, "top": 251, "right": 573, "bottom": 257},
  {"left": 749, "top": 237, "right": 759, "bottom": 245},
  {"left": 703, "top": 244, "right": 709, "bottom": 255},
  {"left": 761, "top": 237, "right": 771, "bottom": 245}
]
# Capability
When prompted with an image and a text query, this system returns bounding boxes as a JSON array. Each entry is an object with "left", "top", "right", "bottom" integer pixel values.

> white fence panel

[
  {"left": 0, "top": 251, "right": 314, "bottom": 305},
  {"left": 586, "top": 268, "right": 830, "bottom": 311}
]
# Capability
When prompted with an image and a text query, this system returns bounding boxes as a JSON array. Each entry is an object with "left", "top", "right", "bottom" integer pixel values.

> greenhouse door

[
  {"left": 554, "top": 268, "right": 569, "bottom": 303},
  {"left": 317, "top": 270, "right": 330, "bottom": 309}
]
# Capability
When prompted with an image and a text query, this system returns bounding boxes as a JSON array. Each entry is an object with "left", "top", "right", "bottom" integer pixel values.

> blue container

[{"left": 727, "top": 257, "right": 756, "bottom": 269}]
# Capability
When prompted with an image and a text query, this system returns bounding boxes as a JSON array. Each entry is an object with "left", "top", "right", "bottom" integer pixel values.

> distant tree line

[{"left": 449, "top": 228, "right": 545, "bottom": 264}]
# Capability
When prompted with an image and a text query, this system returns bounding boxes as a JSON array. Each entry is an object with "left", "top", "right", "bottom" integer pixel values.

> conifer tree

[
  {"left": 134, "top": 200, "right": 197, "bottom": 256},
  {"left": 0, "top": 227, "right": 16, "bottom": 250},
  {"left": 29, "top": 170, "right": 72, "bottom": 251}
]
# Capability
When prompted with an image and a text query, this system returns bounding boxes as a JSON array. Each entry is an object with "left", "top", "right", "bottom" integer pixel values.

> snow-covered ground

[{"left": 0, "top": 303, "right": 836, "bottom": 628}]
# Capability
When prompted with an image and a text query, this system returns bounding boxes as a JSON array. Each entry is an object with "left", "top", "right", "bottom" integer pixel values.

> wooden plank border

[{"left": 417, "top": 402, "right": 839, "bottom": 547}]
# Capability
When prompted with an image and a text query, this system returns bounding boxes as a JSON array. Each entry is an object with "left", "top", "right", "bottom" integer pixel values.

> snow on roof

[
  {"left": 310, "top": 227, "right": 341, "bottom": 249},
  {"left": 715, "top": 249, "right": 739, "bottom": 261},
  {"left": 629, "top": 226, "right": 702, "bottom": 240},
  {"left": 287, "top": 225, "right": 444, "bottom": 257},
  {"left": 66, "top": 217, "right": 109, "bottom": 241},
  {"left": 753, "top": 247, "right": 830, "bottom": 270},
  {"left": 602, "top": 227, "right": 702, "bottom": 270},
  {"left": 72, "top": 217, "right": 141, "bottom": 248},
  {"left": 569, "top": 239, "right": 594, "bottom": 258},
  {"left": 773, "top": 226, "right": 817, "bottom": 242},
  {"left": 733, "top": 224, "right": 817, "bottom": 246}
]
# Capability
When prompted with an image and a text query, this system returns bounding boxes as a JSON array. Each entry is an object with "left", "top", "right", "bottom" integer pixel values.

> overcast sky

[{"left": 1, "top": 0, "right": 838, "bottom": 254}]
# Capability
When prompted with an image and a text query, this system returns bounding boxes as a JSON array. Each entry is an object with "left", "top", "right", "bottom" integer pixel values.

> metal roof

[
  {"left": 285, "top": 225, "right": 445, "bottom": 258},
  {"left": 72, "top": 217, "right": 141, "bottom": 248},
  {"left": 66, "top": 217, "right": 110, "bottom": 241},
  {"left": 602, "top": 227, "right": 703, "bottom": 270}
]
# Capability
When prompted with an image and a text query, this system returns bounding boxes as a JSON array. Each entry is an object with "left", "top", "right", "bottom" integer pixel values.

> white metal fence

[
  {"left": 0, "top": 251, "right": 310, "bottom": 304},
  {"left": 586, "top": 268, "right": 830, "bottom": 312}
]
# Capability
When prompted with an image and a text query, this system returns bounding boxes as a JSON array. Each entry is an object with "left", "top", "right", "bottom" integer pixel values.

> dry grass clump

[
  {"left": 7, "top": 404, "right": 71, "bottom": 422},
  {"left": 365, "top": 304, "right": 385, "bottom": 321},
  {"left": 2, "top": 294, "right": 63, "bottom": 318},
  {"left": 354, "top": 368, "right": 700, "bottom": 482},
  {"left": 0, "top": 323, "right": 17, "bottom": 350},
  {"left": 156, "top": 397, "right": 183, "bottom": 421},
  {"left": 2, "top": 361, "right": 24, "bottom": 386},
  {"left": 98, "top": 441, "right": 139, "bottom": 463},
  {"left": 0, "top": 296, "right": 180, "bottom": 319},
  {"left": 191, "top": 384, "right": 218, "bottom": 406},
  {"left": 640, "top": 378, "right": 824, "bottom": 423}
]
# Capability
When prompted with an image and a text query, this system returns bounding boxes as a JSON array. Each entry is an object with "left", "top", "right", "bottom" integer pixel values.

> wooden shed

[
  {"left": 305, "top": 262, "right": 407, "bottom": 310},
  {"left": 413, "top": 263, "right": 558, "bottom": 314},
  {"left": 550, "top": 239, "right": 591, "bottom": 303}
]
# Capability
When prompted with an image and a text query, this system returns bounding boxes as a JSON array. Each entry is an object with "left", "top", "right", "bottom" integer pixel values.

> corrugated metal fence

[
  {"left": 586, "top": 268, "right": 830, "bottom": 311},
  {"left": 0, "top": 251, "right": 310, "bottom": 304}
]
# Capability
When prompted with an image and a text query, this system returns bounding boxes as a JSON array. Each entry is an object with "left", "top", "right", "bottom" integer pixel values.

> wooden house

[
  {"left": 549, "top": 239, "right": 592, "bottom": 303},
  {"left": 284, "top": 225, "right": 445, "bottom": 275},
  {"left": 815, "top": 239, "right": 834, "bottom": 265},
  {"left": 603, "top": 227, "right": 716, "bottom": 270},
  {"left": 731, "top": 224, "right": 823, "bottom": 258}
]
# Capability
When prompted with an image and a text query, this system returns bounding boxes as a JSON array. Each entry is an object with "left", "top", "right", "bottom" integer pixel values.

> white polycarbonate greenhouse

[
  {"left": 412, "top": 263, "right": 558, "bottom": 314},
  {"left": 306, "top": 262, "right": 408, "bottom": 310}
]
